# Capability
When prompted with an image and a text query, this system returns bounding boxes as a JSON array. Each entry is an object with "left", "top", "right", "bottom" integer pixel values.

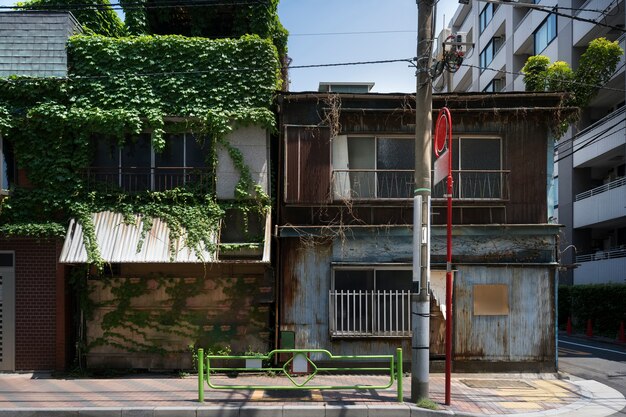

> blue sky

[
  {"left": 0, "top": 0, "right": 458, "bottom": 92},
  {"left": 279, "top": 0, "right": 457, "bottom": 93}
]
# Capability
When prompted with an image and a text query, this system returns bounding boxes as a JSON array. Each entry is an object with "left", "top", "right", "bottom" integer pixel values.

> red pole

[
  {"left": 618, "top": 321, "right": 625, "bottom": 342},
  {"left": 586, "top": 319, "right": 593, "bottom": 338},
  {"left": 566, "top": 316, "right": 572, "bottom": 335},
  {"left": 443, "top": 108, "right": 453, "bottom": 406}
]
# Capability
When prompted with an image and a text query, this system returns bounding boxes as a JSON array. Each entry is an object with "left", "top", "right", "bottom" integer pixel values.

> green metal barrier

[{"left": 198, "top": 347, "right": 404, "bottom": 403}]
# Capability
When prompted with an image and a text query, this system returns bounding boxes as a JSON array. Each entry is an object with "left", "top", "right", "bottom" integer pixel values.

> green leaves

[{"left": 522, "top": 37, "right": 624, "bottom": 138}]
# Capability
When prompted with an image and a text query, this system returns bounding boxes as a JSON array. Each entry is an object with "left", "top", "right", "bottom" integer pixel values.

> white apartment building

[{"left": 436, "top": 0, "right": 625, "bottom": 285}]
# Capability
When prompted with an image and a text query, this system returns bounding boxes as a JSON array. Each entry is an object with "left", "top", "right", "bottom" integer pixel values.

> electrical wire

[{"left": 463, "top": 63, "right": 626, "bottom": 95}]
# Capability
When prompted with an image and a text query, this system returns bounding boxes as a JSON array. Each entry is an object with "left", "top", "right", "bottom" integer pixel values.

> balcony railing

[
  {"left": 83, "top": 167, "right": 212, "bottom": 193},
  {"left": 575, "top": 177, "right": 626, "bottom": 202},
  {"left": 576, "top": 247, "right": 626, "bottom": 263},
  {"left": 331, "top": 169, "right": 510, "bottom": 201},
  {"left": 329, "top": 290, "right": 412, "bottom": 337}
]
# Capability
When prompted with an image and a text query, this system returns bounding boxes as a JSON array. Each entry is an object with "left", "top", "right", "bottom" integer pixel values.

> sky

[
  {"left": 278, "top": 0, "right": 458, "bottom": 93},
  {"left": 0, "top": 0, "right": 459, "bottom": 93}
]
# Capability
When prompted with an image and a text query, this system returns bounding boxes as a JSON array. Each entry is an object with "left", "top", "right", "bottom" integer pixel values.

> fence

[
  {"left": 197, "top": 348, "right": 404, "bottom": 402},
  {"left": 331, "top": 169, "right": 510, "bottom": 200},
  {"left": 329, "top": 290, "right": 412, "bottom": 337}
]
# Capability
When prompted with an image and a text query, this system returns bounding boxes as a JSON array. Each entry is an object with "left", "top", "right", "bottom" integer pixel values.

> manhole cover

[{"left": 461, "top": 379, "right": 534, "bottom": 389}]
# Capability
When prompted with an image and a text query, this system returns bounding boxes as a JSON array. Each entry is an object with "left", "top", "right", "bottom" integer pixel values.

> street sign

[{"left": 434, "top": 149, "right": 449, "bottom": 186}]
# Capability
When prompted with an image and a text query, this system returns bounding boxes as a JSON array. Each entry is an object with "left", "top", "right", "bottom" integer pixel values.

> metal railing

[
  {"left": 433, "top": 170, "right": 510, "bottom": 200},
  {"left": 329, "top": 290, "right": 412, "bottom": 337},
  {"left": 197, "top": 347, "right": 404, "bottom": 402},
  {"left": 331, "top": 169, "right": 509, "bottom": 200},
  {"left": 575, "top": 177, "right": 626, "bottom": 202},
  {"left": 83, "top": 166, "right": 212, "bottom": 193},
  {"left": 576, "top": 247, "right": 626, "bottom": 263}
]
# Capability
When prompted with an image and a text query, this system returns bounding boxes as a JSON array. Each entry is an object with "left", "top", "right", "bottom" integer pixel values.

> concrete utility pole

[{"left": 411, "top": 0, "right": 434, "bottom": 402}]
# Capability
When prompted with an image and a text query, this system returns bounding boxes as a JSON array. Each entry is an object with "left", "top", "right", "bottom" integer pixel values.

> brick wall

[{"left": 0, "top": 237, "right": 64, "bottom": 370}]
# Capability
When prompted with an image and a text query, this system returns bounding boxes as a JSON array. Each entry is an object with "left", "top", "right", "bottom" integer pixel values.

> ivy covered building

[{"left": 0, "top": 1, "right": 286, "bottom": 371}]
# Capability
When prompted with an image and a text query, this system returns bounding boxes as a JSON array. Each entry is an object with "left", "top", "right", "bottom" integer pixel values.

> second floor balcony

[
  {"left": 331, "top": 169, "right": 510, "bottom": 201},
  {"left": 573, "top": 107, "right": 626, "bottom": 168},
  {"left": 83, "top": 166, "right": 213, "bottom": 194},
  {"left": 574, "top": 176, "right": 626, "bottom": 228}
]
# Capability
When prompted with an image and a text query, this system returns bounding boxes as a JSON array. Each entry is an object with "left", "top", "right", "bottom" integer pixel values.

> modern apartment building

[{"left": 437, "top": 0, "right": 625, "bottom": 285}]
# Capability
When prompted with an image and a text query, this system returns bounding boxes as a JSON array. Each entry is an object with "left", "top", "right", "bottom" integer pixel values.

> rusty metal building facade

[{"left": 276, "top": 92, "right": 563, "bottom": 371}]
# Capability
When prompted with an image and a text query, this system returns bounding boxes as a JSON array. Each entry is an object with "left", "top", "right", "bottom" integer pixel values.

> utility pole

[{"left": 412, "top": 0, "right": 434, "bottom": 402}]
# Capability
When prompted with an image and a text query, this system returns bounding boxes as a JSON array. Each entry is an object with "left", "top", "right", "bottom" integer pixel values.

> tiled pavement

[{"left": 0, "top": 372, "right": 623, "bottom": 416}]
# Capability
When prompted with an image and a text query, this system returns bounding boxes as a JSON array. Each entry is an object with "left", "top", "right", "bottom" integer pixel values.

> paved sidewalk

[{"left": 0, "top": 371, "right": 623, "bottom": 416}]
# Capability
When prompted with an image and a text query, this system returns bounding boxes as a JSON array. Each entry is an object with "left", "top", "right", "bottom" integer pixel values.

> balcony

[
  {"left": 83, "top": 167, "right": 213, "bottom": 193},
  {"left": 573, "top": 107, "right": 626, "bottom": 168},
  {"left": 574, "top": 247, "right": 626, "bottom": 285},
  {"left": 574, "top": 177, "right": 626, "bottom": 227},
  {"left": 331, "top": 169, "right": 510, "bottom": 201},
  {"left": 573, "top": 0, "right": 624, "bottom": 47}
]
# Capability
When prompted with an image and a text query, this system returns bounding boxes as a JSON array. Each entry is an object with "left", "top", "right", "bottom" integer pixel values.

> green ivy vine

[{"left": 0, "top": 34, "right": 280, "bottom": 268}]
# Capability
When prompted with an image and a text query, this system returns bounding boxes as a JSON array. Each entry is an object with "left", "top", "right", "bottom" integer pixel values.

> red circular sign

[{"left": 434, "top": 108, "right": 452, "bottom": 157}]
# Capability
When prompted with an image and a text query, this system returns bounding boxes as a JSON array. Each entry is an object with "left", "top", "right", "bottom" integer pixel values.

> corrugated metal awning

[{"left": 60, "top": 211, "right": 217, "bottom": 263}]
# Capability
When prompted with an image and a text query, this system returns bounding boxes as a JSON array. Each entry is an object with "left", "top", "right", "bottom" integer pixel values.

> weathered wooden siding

[
  {"left": 454, "top": 265, "right": 555, "bottom": 365},
  {"left": 284, "top": 126, "right": 331, "bottom": 204},
  {"left": 279, "top": 93, "right": 556, "bottom": 225}
]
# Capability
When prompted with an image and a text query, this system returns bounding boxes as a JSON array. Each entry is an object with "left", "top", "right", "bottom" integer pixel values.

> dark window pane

[
  {"left": 121, "top": 134, "right": 151, "bottom": 191},
  {"left": 0, "top": 253, "right": 13, "bottom": 267},
  {"left": 377, "top": 138, "right": 414, "bottom": 169},
  {"left": 156, "top": 134, "right": 184, "bottom": 167},
  {"left": 220, "top": 208, "right": 264, "bottom": 243},
  {"left": 334, "top": 269, "right": 374, "bottom": 290},
  {"left": 92, "top": 136, "right": 119, "bottom": 168},
  {"left": 348, "top": 137, "right": 375, "bottom": 198},
  {"left": 1, "top": 137, "right": 15, "bottom": 191},
  {"left": 375, "top": 270, "right": 412, "bottom": 290},
  {"left": 186, "top": 135, "right": 208, "bottom": 168}
]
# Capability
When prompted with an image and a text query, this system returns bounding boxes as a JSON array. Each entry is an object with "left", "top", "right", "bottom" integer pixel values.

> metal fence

[
  {"left": 331, "top": 169, "right": 510, "bottom": 200},
  {"left": 197, "top": 347, "right": 404, "bottom": 402},
  {"left": 575, "top": 177, "right": 626, "bottom": 202},
  {"left": 83, "top": 166, "right": 212, "bottom": 193},
  {"left": 329, "top": 290, "right": 412, "bottom": 337},
  {"left": 576, "top": 247, "right": 626, "bottom": 263}
]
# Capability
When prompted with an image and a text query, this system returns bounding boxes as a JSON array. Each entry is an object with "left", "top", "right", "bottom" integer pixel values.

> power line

[
  {"left": 479, "top": 0, "right": 625, "bottom": 33},
  {"left": 463, "top": 63, "right": 626, "bottom": 95}
]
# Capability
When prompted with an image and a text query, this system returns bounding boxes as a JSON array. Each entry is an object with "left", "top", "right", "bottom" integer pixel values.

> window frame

[
  {"left": 90, "top": 133, "right": 208, "bottom": 192},
  {"left": 332, "top": 134, "right": 415, "bottom": 200},
  {"left": 479, "top": 36, "right": 504, "bottom": 73},
  {"left": 0, "top": 135, "right": 15, "bottom": 195},
  {"left": 534, "top": 13, "right": 556, "bottom": 54},
  {"left": 432, "top": 135, "right": 505, "bottom": 200},
  {"left": 479, "top": 3, "right": 498, "bottom": 34},
  {"left": 329, "top": 265, "right": 412, "bottom": 338},
  {"left": 483, "top": 78, "right": 504, "bottom": 93}
]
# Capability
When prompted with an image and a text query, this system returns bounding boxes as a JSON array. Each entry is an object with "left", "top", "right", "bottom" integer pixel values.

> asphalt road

[{"left": 558, "top": 333, "right": 626, "bottom": 416}]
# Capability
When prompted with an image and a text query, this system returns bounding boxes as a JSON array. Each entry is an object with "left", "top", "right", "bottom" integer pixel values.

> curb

[{"left": 0, "top": 404, "right": 458, "bottom": 417}]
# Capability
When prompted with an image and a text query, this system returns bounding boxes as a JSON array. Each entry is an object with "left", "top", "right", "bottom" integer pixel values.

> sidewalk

[{"left": 0, "top": 371, "right": 623, "bottom": 417}]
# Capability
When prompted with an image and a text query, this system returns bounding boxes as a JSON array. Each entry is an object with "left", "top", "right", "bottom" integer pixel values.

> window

[
  {"left": 479, "top": 37, "right": 504, "bottom": 73},
  {"left": 0, "top": 135, "right": 15, "bottom": 194},
  {"left": 479, "top": 3, "right": 498, "bottom": 34},
  {"left": 432, "top": 137, "right": 504, "bottom": 199},
  {"left": 483, "top": 78, "right": 504, "bottom": 93},
  {"left": 534, "top": 14, "right": 556, "bottom": 54},
  {"left": 89, "top": 133, "right": 209, "bottom": 192},
  {"left": 329, "top": 267, "right": 412, "bottom": 337},
  {"left": 332, "top": 136, "right": 414, "bottom": 200}
]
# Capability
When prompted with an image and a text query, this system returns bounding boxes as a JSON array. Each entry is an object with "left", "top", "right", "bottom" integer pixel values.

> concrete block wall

[{"left": 0, "top": 12, "right": 82, "bottom": 77}]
